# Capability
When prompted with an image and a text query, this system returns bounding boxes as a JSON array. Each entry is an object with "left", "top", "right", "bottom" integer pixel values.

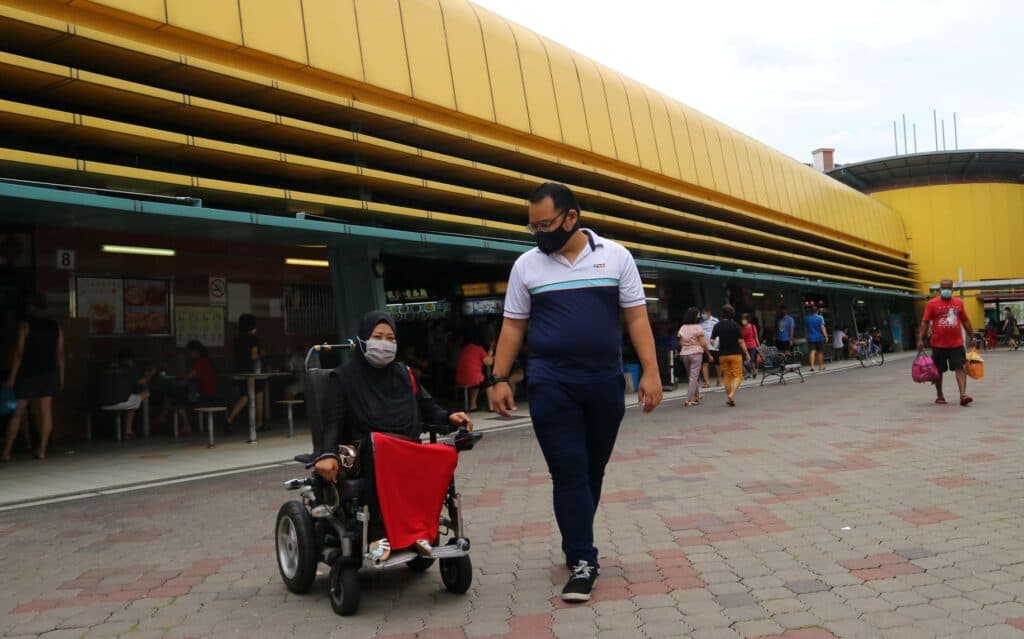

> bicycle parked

[{"left": 852, "top": 332, "right": 884, "bottom": 367}]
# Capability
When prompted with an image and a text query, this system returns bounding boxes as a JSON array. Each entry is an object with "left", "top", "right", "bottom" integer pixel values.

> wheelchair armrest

[
  {"left": 293, "top": 453, "right": 317, "bottom": 466},
  {"left": 422, "top": 422, "right": 455, "bottom": 436}
]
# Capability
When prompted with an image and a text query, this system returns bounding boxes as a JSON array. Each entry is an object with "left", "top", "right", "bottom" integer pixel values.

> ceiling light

[
  {"left": 285, "top": 258, "right": 329, "bottom": 267},
  {"left": 752, "top": 292, "right": 765, "bottom": 297},
  {"left": 645, "top": 297, "right": 660, "bottom": 302},
  {"left": 643, "top": 283, "right": 657, "bottom": 289},
  {"left": 101, "top": 244, "right": 175, "bottom": 257}
]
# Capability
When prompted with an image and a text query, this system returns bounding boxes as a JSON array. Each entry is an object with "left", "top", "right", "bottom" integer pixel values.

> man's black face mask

[{"left": 535, "top": 216, "right": 578, "bottom": 255}]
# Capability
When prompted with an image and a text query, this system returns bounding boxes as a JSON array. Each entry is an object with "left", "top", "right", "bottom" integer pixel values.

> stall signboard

[
  {"left": 75, "top": 276, "right": 171, "bottom": 335},
  {"left": 175, "top": 306, "right": 225, "bottom": 348},
  {"left": 124, "top": 279, "right": 169, "bottom": 334}
]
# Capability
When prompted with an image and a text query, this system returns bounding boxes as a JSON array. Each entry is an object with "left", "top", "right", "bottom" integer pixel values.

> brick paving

[{"left": 1, "top": 352, "right": 1023, "bottom": 638}]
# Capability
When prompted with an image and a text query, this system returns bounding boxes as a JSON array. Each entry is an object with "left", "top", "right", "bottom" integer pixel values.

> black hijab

[{"left": 331, "top": 311, "right": 420, "bottom": 442}]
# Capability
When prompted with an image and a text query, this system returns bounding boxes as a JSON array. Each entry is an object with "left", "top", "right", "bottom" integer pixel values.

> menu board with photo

[
  {"left": 76, "top": 276, "right": 171, "bottom": 336},
  {"left": 175, "top": 306, "right": 225, "bottom": 348},
  {"left": 76, "top": 277, "right": 124, "bottom": 335},
  {"left": 124, "top": 279, "right": 169, "bottom": 334}
]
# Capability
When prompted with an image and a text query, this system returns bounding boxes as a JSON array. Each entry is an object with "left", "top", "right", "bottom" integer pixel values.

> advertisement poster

[
  {"left": 175, "top": 306, "right": 225, "bottom": 348},
  {"left": 76, "top": 277, "right": 124, "bottom": 335},
  {"left": 124, "top": 279, "right": 170, "bottom": 335}
]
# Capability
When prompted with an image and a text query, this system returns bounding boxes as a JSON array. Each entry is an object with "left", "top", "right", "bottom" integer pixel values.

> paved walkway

[
  {"left": 0, "top": 354, "right": 896, "bottom": 508},
  {"left": 3, "top": 350, "right": 1024, "bottom": 639}
]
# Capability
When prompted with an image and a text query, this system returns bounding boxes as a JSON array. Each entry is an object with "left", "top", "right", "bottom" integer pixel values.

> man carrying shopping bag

[{"left": 917, "top": 279, "right": 975, "bottom": 406}]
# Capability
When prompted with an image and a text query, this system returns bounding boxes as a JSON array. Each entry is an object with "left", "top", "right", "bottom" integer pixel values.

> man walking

[
  {"left": 700, "top": 307, "right": 721, "bottom": 387},
  {"left": 805, "top": 305, "right": 828, "bottom": 371},
  {"left": 776, "top": 306, "right": 795, "bottom": 354},
  {"left": 917, "top": 279, "right": 975, "bottom": 406},
  {"left": 488, "top": 182, "right": 662, "bottom": 602}
]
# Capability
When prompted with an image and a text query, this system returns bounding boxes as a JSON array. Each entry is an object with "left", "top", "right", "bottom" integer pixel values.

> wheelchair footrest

[{"left": 368, "top": 542, "right": 470, "bottom": 568}]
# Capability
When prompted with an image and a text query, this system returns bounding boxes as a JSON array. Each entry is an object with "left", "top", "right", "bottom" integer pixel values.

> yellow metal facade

[
  {"left": 0, "top": 0, "right": 914, "bottom": 290},
  {"left": 872, "top": 183, "right": 1024, "bottom": 325}
]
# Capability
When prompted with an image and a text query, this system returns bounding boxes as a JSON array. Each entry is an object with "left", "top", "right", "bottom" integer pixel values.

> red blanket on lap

[{"left": 372, "top": 432, "right": 457, "bottom": 550}]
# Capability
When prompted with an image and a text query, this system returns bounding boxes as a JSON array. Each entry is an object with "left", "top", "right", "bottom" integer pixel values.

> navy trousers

[{"left": 528, "top": 374, "right": 625, "bottom": 567}]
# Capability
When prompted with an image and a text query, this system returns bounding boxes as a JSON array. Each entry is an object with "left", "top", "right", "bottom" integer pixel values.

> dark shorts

[
  {"left": 807, "top": 340, "right": 825, "bottom": 351},
  {"left": 14, "top": 371, "right": 59, "bottom": 400},
  {"left": 236, "top": 379, "right": 266, "bottom": 397},
  {"left": 703, "top": 351, "right": 716, "bottom": 365},
  {"left": 932, "top": 346, "right": 966, "bottom": 373}
]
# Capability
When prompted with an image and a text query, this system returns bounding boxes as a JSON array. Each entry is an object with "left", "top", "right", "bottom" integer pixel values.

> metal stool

[
  {"left": 455, "top": 385, "right": 471, "bottom": 412},
  {"left": 276, "top": 399, "right": 304, "bottom": 438},
  {"left": 195, "top": 406, "right": 227, "bottom": 448},
  {"left": 101, "top": 406, "right": 123, "bottom": 441}
]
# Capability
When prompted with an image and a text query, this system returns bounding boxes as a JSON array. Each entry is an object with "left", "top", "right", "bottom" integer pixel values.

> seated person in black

[{"left": 314, "top": 311, "right": 472, "bottom": 559}]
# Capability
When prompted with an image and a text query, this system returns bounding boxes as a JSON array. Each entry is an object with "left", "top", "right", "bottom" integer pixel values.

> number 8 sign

[{"left": 56, "top": 249, "right": 76, "bottom": 270}]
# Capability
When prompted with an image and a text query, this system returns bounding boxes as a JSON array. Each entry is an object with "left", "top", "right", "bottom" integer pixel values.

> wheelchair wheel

[
  {"left": 440, "top": 555, "right": 472, "bottom": 594},
  {"left": 275, "top": 501, "right": 318, "bottom": 594},
  {"left": 407, "top": 556, "right": 435, "bottom": 572},
  {"left": 329, "top": 562, "right": 360, "bottom": 616}
]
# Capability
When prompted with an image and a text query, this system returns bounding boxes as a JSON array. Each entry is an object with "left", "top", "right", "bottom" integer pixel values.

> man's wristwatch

[{"left": 486, "top": 374, "right": 510, "bottom": 386}]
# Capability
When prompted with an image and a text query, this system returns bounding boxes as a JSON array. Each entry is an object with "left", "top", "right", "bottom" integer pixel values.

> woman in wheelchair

[{"left": 312, "top": 311, "right": 472, "bottom": 561}]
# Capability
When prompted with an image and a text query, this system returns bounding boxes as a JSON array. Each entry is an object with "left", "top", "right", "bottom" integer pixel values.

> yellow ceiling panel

[
  {"left": 438, "top": 0, "right": 494, "bottom": 122},
  {"left": 622, "top": 79, "right": 661, "bottom": 173},
  {"left": 299, "top": 0, "right": 364, "bottom": 81},
  {"left": 164, "top": 0, "right": 243, "bottom": 46},
  {"left": 400, "top": 0, "right": 456, "bottom": 110},
  {"left": 353, "top": 0, "right": 412, "bottom": 96},
  {"left": 645, "top": 89, "right": 680, "bottom": 180},
  {"left": 507, "top": 23, "right": 562, "bottom": 143},
  {"left": 543, "top": 39, "right": 590, "bottom": 151},
  {"left": 238, "top": 0, "right": 307, "bottom": 65},
  {"left": 472, "top": 5, "right": 530, "bottom": 132},
  {"left": 598, "top": 65, "right": 639, "bottom": 166},
  {"left": 572, "top": 54, "right": 616, "bottom": 159}
]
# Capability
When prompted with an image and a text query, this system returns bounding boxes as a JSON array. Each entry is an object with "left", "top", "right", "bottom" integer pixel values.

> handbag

[
  {"left": 911, "top": 351, "right": 939, "bottom": 383},
  {"left": 964, "top": 347, "right": 985, "bottom": 380}
]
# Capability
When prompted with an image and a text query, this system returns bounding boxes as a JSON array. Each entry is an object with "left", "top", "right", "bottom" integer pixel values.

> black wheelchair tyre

[
  {"left": 407, "top": 556, "right": 436, "bottom": 572},
  {"left": 329, "top": 562, "right": 360, "bottom": 616},
  {"left": 440, "top": 555, "right": 472, "bottom": 594},
  {"left": 275, "top": 501, "right": 318, "bottom": 594}
]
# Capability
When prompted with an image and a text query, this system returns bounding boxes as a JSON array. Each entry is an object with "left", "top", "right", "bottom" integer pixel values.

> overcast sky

[{"left": 470, "top": 0, "right": 1024, "bottom": 165}]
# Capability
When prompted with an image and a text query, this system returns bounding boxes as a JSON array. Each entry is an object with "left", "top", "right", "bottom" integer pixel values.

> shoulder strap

[{"left": 405, "top": 364, "right": 418, "bottom": 397}]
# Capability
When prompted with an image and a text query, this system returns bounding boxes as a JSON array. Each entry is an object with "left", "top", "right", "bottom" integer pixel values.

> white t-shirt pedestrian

[{"left": 700, "top": 315, "right": 719, "bottom": 351}]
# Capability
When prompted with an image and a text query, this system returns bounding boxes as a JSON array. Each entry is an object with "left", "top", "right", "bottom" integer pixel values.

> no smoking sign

[{"left": 209, "top": 276, "right": 227, "bottom": 306}]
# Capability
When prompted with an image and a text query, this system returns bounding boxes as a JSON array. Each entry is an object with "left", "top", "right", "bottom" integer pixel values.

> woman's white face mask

[{"left": 360, "top": 338, "right": 397, "bottom": 368}]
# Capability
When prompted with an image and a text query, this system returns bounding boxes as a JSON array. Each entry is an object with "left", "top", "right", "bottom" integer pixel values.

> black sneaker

[{"left": 561, "top": 560, "right": 598, "bottom": 602}]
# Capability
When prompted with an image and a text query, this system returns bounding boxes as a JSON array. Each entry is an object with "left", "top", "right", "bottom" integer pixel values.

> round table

[{"left": 231, "top": 372, "right": 292, "bottom": 443}]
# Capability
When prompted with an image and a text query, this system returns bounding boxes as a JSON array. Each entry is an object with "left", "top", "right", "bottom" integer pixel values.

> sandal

[
  {"left": 727, "top": 399, "right": 736, "bottom": 407},
  {"left": 413, "top": 539, "right": 433, "bottom": 557},
  {"left": 960, "top": 395, "right": 973, "bottom": 406},
  {"left": 935, "top": 397, "right": 947, "bottom": 405},
  {"left": 369, "top": 538, "right": 391, "bottom": 561}
]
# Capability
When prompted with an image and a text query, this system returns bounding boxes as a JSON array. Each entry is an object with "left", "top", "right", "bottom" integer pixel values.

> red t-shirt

[
  {"left": 192, "top": 357, "right": 218, "bottom": 396},
  {"left": 922, "top": 296, "right": 968, "bottom": 348},
  {"left": 740, "top": 323, "right": 759, "bottom": 349},
  {"left": 455, "top": 344, "right": 488, "bottom": 387}
]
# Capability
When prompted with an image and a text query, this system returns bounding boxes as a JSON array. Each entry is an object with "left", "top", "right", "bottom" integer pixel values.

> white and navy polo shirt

[{"left": 503, "top": 229, "right": 646, "bottom": 382}]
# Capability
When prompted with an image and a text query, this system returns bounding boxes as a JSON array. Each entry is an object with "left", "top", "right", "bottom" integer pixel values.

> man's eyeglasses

[{"left": 526, "top": 209, "right": 569, "bottom": 235}]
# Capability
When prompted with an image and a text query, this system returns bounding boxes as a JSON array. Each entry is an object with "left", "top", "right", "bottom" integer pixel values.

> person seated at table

[
  {"left": 313, "top": 311, "right": 473, "bottom": 560},
  {"left": 99, "top": 348, "right": 153, "bottom": 440},
  {"left": 170, "top": 340, "right": 219, "bottom": 436},
  {"left": 282, "top": 345, "right": 306, "bottom": 401},
  {"left": 454, "top": 330, "right": 494, "bottom": 411},
  {"left": 226, "top": 313, "right": 264, "bottom": 434}
]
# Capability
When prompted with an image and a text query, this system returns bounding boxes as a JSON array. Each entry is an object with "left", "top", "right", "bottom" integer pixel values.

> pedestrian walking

[
  {"left": 917, "top": 279, "right": 975, "bottom": 406},
  {"left": 776, "top": 306, "right": 795, "bottom": 354},
  {"left": 488, "top": 182, "right": 662, "bottom": 602},
  {"left": 805, "top": 305, "right": 828, "bottom": 371},
  {"left": 677, "top": 307, "right": 714, "bottom": 406},
  {"left": 2, "top": 293, "right": 63, "bottom": 461},
  {"left": 700, "top": 307, "right": 721, "bottom": 388},
  {"left": 740, "top": 313, "right": 760, "bottom": 378},
  {"left": 1001, "top": 308, "right": 1020, "bottom": 351},
  {"left": 712, "top": 305, "right": 750, "bottom": 407}
]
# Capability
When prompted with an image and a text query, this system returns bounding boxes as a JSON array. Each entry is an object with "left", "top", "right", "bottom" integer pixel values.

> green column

[{"left": 328, "top": 243, "right": 386, "bottom": 342}]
